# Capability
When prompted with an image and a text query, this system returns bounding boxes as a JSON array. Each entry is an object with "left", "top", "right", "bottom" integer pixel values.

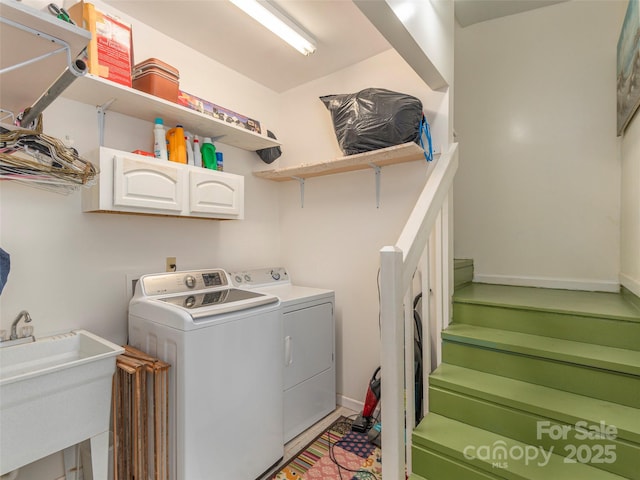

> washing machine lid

[
  {"left": 153, "top": 288, "right": 277, "bottom": 319},
  {"left": 135, "top": 269, "right": 279, "bottom": 320}
]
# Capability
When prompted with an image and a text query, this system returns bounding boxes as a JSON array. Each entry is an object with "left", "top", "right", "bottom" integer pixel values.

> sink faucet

[{"left": 10, "top": 310, "right": 32, "bottom": 340}]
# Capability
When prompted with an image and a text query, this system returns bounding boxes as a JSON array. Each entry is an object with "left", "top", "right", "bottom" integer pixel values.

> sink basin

[{"left": 0, "top": 330, "right": 123, "bottom": 475}]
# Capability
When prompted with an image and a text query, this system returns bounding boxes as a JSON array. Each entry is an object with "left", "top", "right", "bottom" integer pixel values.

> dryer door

[{"left": 283, "top": 302, "right": 333, "bottom": 390}]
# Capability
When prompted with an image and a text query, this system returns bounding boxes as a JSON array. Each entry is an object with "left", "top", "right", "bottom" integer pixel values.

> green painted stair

[
  {"left": 453, "top": 284, "right": 640, "bottom": 351},
  {"left": 428, "top": 364, "right": 639, "bottom": 478},
  {"left": 442, "top": 324, "right": 640, "bottom": 408},
  {"left": 413, "top": 414, "right": 628, "bottom": 479},
  {"left": 412, "top": 282, "right": 640, "bottom": 480}
]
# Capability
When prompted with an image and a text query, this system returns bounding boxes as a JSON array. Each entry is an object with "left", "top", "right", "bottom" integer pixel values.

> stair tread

[
  {"left": 443, "top": 324, "right": 640, "bottom": 375},
  {"left": 414, "top": 414, "right": 626, "bottom": 479},
  {"left": 454, "top": 284, "right": 640, "bottom": 322},
  {"left": 408, "top": 475, "right": 429, "bottom": 480},
  {"left": 430, "top": 364, "right": 640, "bottom": 443}
]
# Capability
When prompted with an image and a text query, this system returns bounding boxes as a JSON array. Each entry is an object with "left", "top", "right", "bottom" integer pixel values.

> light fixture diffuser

[{"left": 229, "top": 0, "right": 317, "bottom": 56}]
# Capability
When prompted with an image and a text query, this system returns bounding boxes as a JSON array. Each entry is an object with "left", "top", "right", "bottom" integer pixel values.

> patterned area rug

[{"left": 271, "top": 416, "right": 382, "bottom": 480}]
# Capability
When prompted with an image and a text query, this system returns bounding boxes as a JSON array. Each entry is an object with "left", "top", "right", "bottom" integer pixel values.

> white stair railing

[{"left": 379, "top": 142, "right": 458, "bottom": 479}]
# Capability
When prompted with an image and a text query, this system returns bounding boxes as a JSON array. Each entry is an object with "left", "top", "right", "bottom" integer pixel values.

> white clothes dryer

[
  {"left": 128, "top": 269, "right": 283, "bottom": 480},
  {"left": 230, "top": 267, "right": 336, "bottom": 442}
]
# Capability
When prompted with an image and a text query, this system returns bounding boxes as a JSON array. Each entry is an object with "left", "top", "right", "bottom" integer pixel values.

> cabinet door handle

[{"left": 284, "top": 335, "right": 293, "bottom": 366}]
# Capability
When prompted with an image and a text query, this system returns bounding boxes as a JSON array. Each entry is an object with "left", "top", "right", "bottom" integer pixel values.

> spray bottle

[
  {"left": 201, "top": 137, "right": 217, "bottom": 170},
  {"left": 166, "top": 124, "right": 187, "bottom": 164}
]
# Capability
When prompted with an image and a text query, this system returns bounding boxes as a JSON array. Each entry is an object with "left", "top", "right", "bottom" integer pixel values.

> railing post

[
  {"left": 404, "top": 287, "right": 415, "bottom": 474},
  {"left": 444, "top": 187, "right": 454, "bottom": 326},
  {"left": 380, "top": 246, "right": 405, "bottom": 480},
  {"left": 420, "top": 243, "right": 431, "bottom": 416},
  {"left": 432, "top": 213, "right": 444, "bottom": 367}
]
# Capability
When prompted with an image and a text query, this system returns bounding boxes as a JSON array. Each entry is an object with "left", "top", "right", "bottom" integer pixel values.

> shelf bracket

[
  {"left": 291, "top": 176, "right": 305, "bottom": 208},
  {"left": 369, "top": 163, "right": 381, "bottom": 208},
  {"left": 0, "top": 109, "right": 15, "bottom": 123},
  {"left": 1, "top": 16, "right": 87, "bottom": 127},
  {"left": 0, "top": 16, "right": 74, "bottom": 75},
  {"left": 96, "top": 99, "right": 116, "bottom": 146}
]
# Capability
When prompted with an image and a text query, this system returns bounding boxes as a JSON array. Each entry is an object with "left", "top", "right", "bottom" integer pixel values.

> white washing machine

[
  {"left": 230, "top": 267, "right": 335, "bottom": 442},
  {"left": 128, "top": 269, "right": 283, "bottom": 480}
]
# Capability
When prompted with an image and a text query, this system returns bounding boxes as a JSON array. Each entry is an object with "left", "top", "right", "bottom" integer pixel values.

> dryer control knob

[
  {"left": 234, "top": 275, "right": 243, "bottom": 284},
  {"left": 271, "top": 270, "right": 281, "bottom": 281},
  {"left": 184, "top": 275, "right": 196, "bottom": 288}
]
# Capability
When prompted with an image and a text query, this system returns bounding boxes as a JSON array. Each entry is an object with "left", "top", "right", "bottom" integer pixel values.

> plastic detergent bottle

[
  {"left": 215, "top": 151, "right": 223, "bottom": 171},
  {"left": 201, "top": 137, "right": 217, "bottom": 170},
  {"left": 185, "top": 131, "right": 195, "bottom": 166},
  {"left": 193, "top": 136, "right": 202, "bottom": 167},
  {"left": 153, "top": 118, "right": 168, "bottom": 160},
  {"left": 166, "top": 124, "right": 187, "bottom": 164}
]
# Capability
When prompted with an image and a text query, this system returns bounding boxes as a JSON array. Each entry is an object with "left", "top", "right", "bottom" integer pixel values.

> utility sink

[{"left": 0, "top": 330, "right": 123, "bottom": 476}]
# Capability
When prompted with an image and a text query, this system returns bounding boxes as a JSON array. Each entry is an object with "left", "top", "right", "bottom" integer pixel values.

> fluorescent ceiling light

[{"left": 229, "top": 0, "right": 317, "bottom": 56}]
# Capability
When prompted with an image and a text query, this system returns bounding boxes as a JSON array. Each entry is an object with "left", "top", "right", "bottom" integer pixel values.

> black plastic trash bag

[
  {"left": 256, "top": 130, "right": 282, "bottom": 164},
  {"left": 320, "top": 88, "right": 423, "bottom": 155}
]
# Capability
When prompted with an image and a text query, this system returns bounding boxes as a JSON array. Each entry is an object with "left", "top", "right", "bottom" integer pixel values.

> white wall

[
  {"left": 276, "top": 48, "right": 448, "bottom": 406},
  {"left": 454, "top": 0, "right": 627, "bottom": 291},
  {"left": 620, "top": 111, "right": 640, "bottom": 296},
  {"left": 388, "top": 0, "right": 454, "bottom": 86}
]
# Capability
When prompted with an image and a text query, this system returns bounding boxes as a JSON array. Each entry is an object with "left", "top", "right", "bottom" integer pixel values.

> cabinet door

[
  {"left": 113, "top": 154, "right": 184, "bottom": 213},
  {"left": 189, "top": 169, "right": 243, "bottom": 218}
]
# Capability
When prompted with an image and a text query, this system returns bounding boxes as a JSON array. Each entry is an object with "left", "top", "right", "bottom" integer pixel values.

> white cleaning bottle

[
  {"left": 185, "top": 131, "right": 195, "bottom": 166},
  {"left": 193, "top": 136, "right": 202, "bottom": 167},
  {"left": 154, "top": 118, "right": 168, "bottom": 160}
]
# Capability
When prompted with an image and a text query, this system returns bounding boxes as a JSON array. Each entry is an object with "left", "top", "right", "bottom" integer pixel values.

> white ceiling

[
  {"left": 103, "top": 0, "right": 568, "bottom": 93},
  {"left": 454, "top": 0, "right": 568, "bottom": 27}
]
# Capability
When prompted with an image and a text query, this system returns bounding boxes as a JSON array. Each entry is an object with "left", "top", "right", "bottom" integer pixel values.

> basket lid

[
  {"left": 132, "top": 58, "right": 179, "bottom": 79},
  {"left": 132, "top": 69, "right": 180, "bottom": 85}
]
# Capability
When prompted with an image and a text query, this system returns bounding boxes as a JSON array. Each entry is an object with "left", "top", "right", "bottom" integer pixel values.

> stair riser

[
  {"left": 443, "top": 341, "right": 640, "bottom": 408},
  {"left": 413, "top": 445, "right": 500, "bottom": 480},
  {"left": 454, "top": 264, "right": 474, "bottom": 290},
  {"left": 622, "top": 287, "right": 640, "bottom": 312},
  {"left": 453, "top": 303, "right": 640, "bottom": 351},
  {"left": 429, "top": 387, "right": 639, "bottom": 479}
]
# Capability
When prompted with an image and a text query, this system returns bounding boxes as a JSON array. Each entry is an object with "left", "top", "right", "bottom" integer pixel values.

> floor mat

[{"left": 271, "top": 416, "right": 381, "bottom": 480}]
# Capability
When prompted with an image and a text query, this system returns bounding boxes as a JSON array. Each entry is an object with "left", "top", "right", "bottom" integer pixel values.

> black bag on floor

[{"left": 320, "top": 88, "right": 423, "bottom": 155}]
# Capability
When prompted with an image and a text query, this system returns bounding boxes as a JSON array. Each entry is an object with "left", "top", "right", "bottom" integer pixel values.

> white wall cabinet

[
  {"left": 188, "top": 168, "right": 243, "bottom": 217},
  {"left": 83, "top": 147, "right": 244, "bottom": 219}
]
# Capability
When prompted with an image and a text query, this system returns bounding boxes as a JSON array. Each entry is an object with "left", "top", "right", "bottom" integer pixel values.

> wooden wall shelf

[
  {"left": 253, "top": 142, "right": 437, "bottom": 208},
  {"left": 253, "top": 142, "right": 434, "bottom": 182}
]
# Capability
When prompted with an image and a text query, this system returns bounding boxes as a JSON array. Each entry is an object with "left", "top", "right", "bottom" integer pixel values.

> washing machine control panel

[{"left": 141, "top": 269, "right": 229, "bottom": 295}]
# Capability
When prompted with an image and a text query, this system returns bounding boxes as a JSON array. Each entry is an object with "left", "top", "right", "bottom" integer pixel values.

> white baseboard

[
  {"left": 337, "top": 394, "right": 363, "bottom": 413},
  {"left": 620, "top": 273, "right": 640, "bottom": 297},
  {"left": 473, "top": 274, "right": 620, "bottom": 293}
]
